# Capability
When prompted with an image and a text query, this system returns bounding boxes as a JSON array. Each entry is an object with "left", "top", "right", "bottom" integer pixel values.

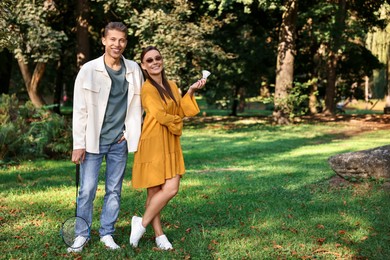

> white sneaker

[
  {"left": 129, "top": 216, "right": 146, "bottom": 247},
  {"left": 100, "top": 235, "right": 120, "bottom": 250},
  {"left": 155, "top": 234, "right": 173, "bottom": 250},
  {"left": 67, "top": 236, "right": 88, "bottom": 253}
]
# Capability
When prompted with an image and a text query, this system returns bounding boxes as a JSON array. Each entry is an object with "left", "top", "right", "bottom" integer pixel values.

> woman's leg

[
  {"left": 146, "top": 186, "right": 163, "bottom": 237},
  {"left": 130, "top": 175, "right": 180, "bottom": 248},
  {"left": 141, "top": 175, "right": 180, "bottom": 228}
]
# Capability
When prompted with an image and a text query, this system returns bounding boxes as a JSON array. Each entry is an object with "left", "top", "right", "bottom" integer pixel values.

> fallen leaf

[
  {"left": 17, "top": 174, "right": 23, "bottom": 183},
  {"left": 316, "top": 237, "right": 326, "bottom": 245},
  {"left": 317, "top": 224, "right": 325, "bottom": 229}
]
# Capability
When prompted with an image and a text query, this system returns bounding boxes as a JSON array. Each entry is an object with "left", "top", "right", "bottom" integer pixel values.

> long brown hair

[{"left": 140, "top": 46, "right": 177, "bottom": 104}]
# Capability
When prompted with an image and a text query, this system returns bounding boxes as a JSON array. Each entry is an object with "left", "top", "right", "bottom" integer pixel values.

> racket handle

[
  {"left": 76, "top": 164, "right": 80, "bottom": 183},
  {"left": 75, "top": 164, "right": 80, "bottom": 217}
]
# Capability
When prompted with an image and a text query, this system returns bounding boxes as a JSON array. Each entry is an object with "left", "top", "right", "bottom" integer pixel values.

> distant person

[
  {"left": 129, "top": 46, "right": 206, "bottom": 250},
  {"left": 69, "top": 22, "right": 143, "bottom": 252}
]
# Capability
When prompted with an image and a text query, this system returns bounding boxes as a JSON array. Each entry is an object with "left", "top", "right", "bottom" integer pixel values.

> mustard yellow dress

[{"left": 131, "top": 79, "right": 200, "bottom": 188}]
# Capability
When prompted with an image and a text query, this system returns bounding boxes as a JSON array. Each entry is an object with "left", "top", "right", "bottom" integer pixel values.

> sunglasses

[{"left": 145, "top": 55, "right": 162, "bottom": 64}]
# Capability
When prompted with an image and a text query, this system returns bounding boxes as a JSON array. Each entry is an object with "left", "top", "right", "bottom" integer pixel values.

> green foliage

[
  {"left": 0, "top": 94, "right": 28, "bottom": 159},
  {"left": 286, "top": 81, "right": 311, "bottom": 118},
  {"left": 366, "top": 3, "right": 390, "bottom": 98},
  {"left": 127, "top": 0, "right": 229, "bottom": 88},
  {"left": 0, "top": 94, "right": 71, "bottom": 161},
  {"left": 1, "top": 0, "right": 389, "bottom": 118},
  {"left": 261, "top": 80, "right": 313, "bottom": 119},
  {"left": 0, "top": 0, "right": 67, "bottom": 63}
]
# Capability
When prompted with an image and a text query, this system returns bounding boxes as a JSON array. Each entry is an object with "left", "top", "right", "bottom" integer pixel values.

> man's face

[{"left": 102, "top": 29, "right": 127, "bottom": 60}]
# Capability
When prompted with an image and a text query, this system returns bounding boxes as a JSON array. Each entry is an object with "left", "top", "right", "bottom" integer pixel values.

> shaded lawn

[{"left": 1, "top": 117, "right": 390, "bottom": 259}]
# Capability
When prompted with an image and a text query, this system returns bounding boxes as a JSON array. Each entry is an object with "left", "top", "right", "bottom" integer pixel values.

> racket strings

[{"left": 61, "top": 216, "right": 90, "bottom": 248}]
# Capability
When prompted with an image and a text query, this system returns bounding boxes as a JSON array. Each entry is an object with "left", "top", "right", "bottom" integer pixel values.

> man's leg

[
  {"left": 76, "top": 151, "right": 104, "bottom": 236},
  {"left": 99, "top": 141, "right": 128, "bottom": 236}
]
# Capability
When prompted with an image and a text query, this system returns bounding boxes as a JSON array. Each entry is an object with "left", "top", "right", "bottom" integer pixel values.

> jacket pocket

[{"left": 83, "top": 83, "right": 101, "bottom": 106}]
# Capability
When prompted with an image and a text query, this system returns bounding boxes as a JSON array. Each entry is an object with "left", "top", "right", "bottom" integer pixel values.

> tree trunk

[
  {"left": 0, "top": 49, "right": 13, "bottom": 95},
  {"left": 323, "top": 0, "right": 346, "bottom": 115},
  {"left": 238, "top": 87, "right": 246, "bottom": 113},
  {"left": 17, "top": 59, "right": 46, "bottom": 107},
  {"left": 230, "top": 86, "right": 240, "bottom": 116},
  {"left": 324, "top": 54, "right": 337, "bottom": 115},
  {"left": 309, "top": 82, "right": 318, "bottom": 114},
  {"left": 76, "top": 0, "right": 90, "bottom": 68},
  {"left": 386, "top": 43, "right": 390, "bottom": 108},
  {"left": 273, "top": 0, "right": 298, "bottom": 124},
  {"left": 53, "top": 58, "right": 63, "bottom": 114}
]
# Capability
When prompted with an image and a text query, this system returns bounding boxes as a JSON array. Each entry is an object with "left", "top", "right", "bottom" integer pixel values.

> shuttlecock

[{"left": 202, "top": 70, "right": 211, "bottom": 79}]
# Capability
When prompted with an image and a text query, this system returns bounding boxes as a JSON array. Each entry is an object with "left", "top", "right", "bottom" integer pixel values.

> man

[{"left": 69, "top": 22, "right": 143, "bottom": 252}]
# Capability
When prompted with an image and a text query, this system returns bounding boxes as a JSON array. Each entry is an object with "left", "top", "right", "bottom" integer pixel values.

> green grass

[{"left": 1, "top": 118, "right": 390, "bottom": 259}]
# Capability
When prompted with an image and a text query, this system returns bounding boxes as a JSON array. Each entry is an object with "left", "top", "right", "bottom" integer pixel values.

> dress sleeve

[
  {"left": 180, "top": 93, "right": 200, "bottom": 117},
  {"left": 142, "top": 83, "right": 183, "bottom": 136}
]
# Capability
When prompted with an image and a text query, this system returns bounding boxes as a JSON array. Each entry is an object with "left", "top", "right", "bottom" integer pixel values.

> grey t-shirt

[{"left": 100, "top": 59, "right": 128, "bottom": 145}]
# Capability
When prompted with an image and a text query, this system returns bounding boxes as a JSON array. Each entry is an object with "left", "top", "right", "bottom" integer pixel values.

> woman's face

[{"left": 141, "top": 49, "right": 163, "bottom": 76}]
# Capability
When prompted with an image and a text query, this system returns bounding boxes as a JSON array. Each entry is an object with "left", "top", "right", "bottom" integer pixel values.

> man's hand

[
  {"left": 118, "top": 135, "right": 126, "bottom": 143},
  {"left": 72, "top": 149, "right": 86, "bottom": 164}
]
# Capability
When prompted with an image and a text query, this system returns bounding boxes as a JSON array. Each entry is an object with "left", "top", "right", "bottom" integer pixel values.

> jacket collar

[{"left": 96, "top": 54, "right": 134, "bottom": 75}]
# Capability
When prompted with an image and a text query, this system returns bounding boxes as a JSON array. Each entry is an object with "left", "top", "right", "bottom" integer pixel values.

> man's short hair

[{"left": 104, "top": 22, "right": 128, "bottom": 37}]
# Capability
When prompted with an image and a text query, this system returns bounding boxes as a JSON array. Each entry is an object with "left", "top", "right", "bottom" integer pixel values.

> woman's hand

[{"left": 188, "top": 78, "right": 207, "bottom": 96}]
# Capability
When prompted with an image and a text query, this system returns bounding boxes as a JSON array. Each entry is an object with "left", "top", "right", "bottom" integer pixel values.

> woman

[{"left": 129, "top": 46, "right": 206, "bottom": 250}]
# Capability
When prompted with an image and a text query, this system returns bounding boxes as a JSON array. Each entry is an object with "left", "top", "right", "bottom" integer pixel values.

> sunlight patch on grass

[{"left": 1, "top": 121, "right": 390, "bottom": 259}]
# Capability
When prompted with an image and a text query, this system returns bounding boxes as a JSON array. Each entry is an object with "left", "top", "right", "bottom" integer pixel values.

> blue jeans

[{"left": 76, "top": 141, "right": 128, "bottom": 237}]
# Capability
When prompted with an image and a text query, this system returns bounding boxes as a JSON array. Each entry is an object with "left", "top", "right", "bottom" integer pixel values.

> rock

[{"left": 328, "top": 145, "right": 390, "bottom": 181}]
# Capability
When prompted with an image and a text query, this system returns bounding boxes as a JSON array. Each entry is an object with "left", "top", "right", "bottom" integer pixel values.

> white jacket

[{"left": 72, "top": 55, "right": 144, "bottom": 153}]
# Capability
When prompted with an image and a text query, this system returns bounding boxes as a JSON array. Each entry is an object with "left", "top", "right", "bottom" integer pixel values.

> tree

[
  {"left": 311, "top": 0, "right": 386, "bottom": 115},
  {"left": 273, "top": 0, "right": 298, "bottom": 124},
  {"left": 76, "top": 0, "right": 90, "bottom": 68},
  {"left": 0, "top": 0, "right": 67, "bottom": 107},
  {"left": 322, "top": 0, "right": 346, "bottom": 115},
  {"left": 366, "top": 3, "right": 390, "bottom": 110},
  {"left": 201, "top": 1, "right": 278, "bottom": 116}
]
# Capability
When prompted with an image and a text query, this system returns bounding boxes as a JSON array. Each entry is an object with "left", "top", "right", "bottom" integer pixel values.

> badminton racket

[{"left": 60, "top": 164, "right": 90, "bottom": 249}]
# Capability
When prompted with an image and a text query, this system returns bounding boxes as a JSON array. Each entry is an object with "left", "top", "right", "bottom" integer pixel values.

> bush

[{"left": 0, "top": 94, "right": 72, "bottom": 161}]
